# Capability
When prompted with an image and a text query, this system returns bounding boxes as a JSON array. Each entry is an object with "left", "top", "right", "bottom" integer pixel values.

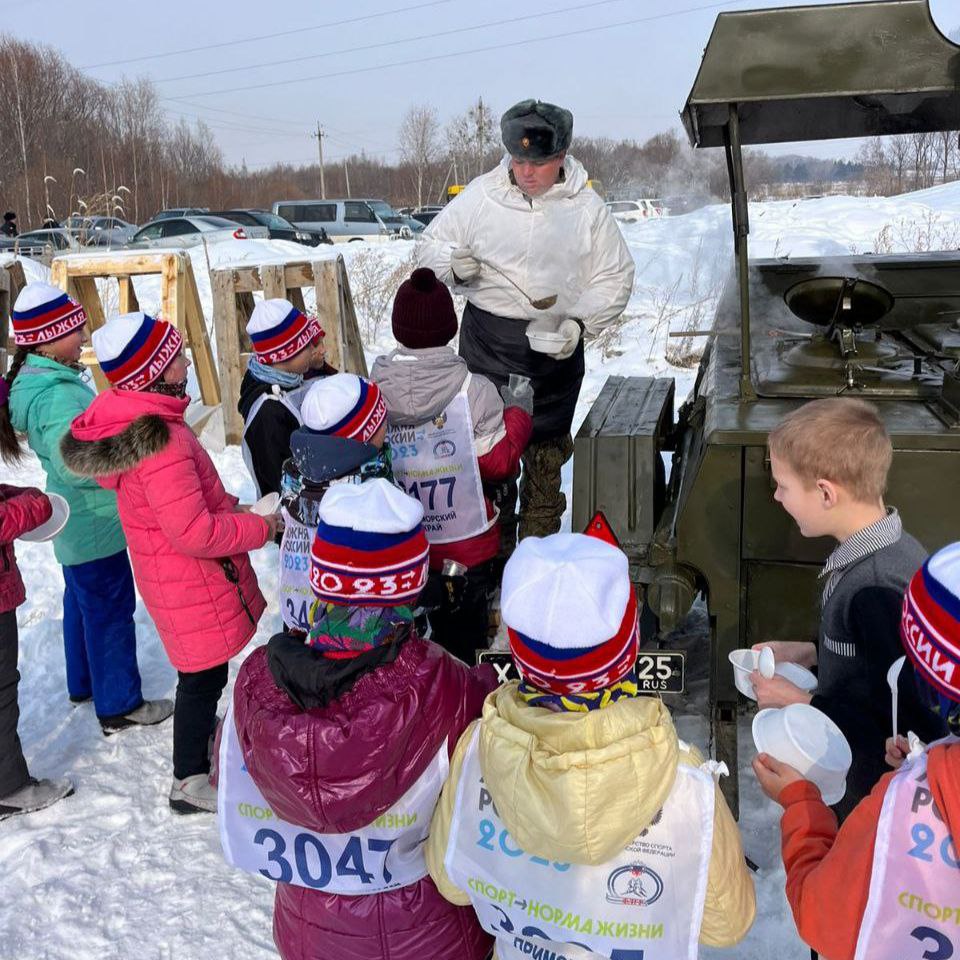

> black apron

[{"left": 459, "top": 301, "right": 584, "bottom": 444}]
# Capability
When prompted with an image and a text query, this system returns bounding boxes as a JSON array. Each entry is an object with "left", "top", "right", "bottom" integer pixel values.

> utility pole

[
  {"left": 343, "top": 159, "right": 351, "bottom": 198},
  {"left": 312, "top": 122, "right": 326, "bottom": 198}
]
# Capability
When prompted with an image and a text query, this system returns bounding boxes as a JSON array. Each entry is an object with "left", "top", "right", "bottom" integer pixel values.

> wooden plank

[
  {"left": 54, "top": 253, "right": 170, "bottom": 277},
  {"left": 6, "top": 260, "right": 26, "bottom": 305},
  {"left": 183, "top": 260, "right": 221, "bottom": 407},
  {"left": 211, "top": 269, "right": 245, "bottom": 444},
  {"left": 337, "top": 256, "right": 368, "bottom": 377},
  {"left": 0, "top": 266, "right": 10, "bottom": 375},
  {"left": 118, "top": 276, "right": 140, "bottom": 314},
  {"left": 70, "top": 275, "right": 110, "bottom": 391},
  {"left": 161, "top": 254, "right": 186, "bottom": 331},
  {"left": 232, "top": 267, "right": 263, "bottom": 293},
  {"left": 260, "top": 263, "right": 287, "bottom": 300},
  {"left": 0, "top": 262, "right": 25, "bottom": 376},
  {"left": 50, "top": 258, "right": 68, "bottom": 295},
  {"left": 314, "top": 258, "right": 343, "bottom": 371},
  {"left": 289, "top": 287, "right": 306, "bottom": 313},
  {"left": 72, "top": 277, "right": 106, "bottom": 329},
  {"left": 228, "top": 261, "right": 314, "bottom": 292},
  {"left": 283, "top": 262, "right": 314, "bottom": 288}
]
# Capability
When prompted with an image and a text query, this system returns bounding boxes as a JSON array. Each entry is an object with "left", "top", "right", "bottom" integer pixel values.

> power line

[
  {"left": 149, "top": 0, "right": 634, "bottom": 85},
  {"left": 168, "top": 0, "right": 757, "bottom": 100},
  {"left": 163, "top": 98, "right": 307, "bottom": 130},
  {"left": 163, "top": 108, "right": 305, "bottom": 140},
  {"left": 78, "top": 0, "right": 455, "bottom": 70}
]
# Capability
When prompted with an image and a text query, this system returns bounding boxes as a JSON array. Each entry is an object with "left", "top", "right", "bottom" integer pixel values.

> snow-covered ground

[{"left": 5, "top": 180, "right": 960, "bottom": 959}]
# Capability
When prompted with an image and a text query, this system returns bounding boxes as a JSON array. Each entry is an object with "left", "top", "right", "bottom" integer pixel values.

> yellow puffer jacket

[{"left": 426, "top": 683, "right": 756, "bottom": 950}]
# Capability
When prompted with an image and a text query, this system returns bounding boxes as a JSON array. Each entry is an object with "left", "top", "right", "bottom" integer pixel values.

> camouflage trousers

[{"left": 493, "top": 434, "right": 576, "bottom": 559}]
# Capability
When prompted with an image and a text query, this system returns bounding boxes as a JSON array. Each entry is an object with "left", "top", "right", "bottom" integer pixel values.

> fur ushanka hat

[{"left": 501, "top": 99, "right": 573, "bottom": 161}]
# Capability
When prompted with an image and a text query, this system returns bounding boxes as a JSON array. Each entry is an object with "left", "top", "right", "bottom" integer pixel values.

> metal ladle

[{"left": 477, "top": 257, "right": 558, "bottom": 310}]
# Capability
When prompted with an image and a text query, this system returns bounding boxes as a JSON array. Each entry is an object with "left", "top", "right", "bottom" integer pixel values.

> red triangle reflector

[{"left": 583, "top": 510, "right": 620, "bottom": 547}]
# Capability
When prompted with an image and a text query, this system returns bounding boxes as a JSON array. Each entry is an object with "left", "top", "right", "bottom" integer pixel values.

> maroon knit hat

[{"left": 391, "top": 268, "right": 458, "bottom": 349}]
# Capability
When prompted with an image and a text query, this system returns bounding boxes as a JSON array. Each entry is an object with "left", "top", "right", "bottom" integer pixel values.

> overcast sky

[{"left": 2, "top": 0, "right": 959, "bottom": 169}]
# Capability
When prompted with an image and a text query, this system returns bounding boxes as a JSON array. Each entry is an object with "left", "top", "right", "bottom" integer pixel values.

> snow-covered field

[{"left": 4, "top": 181, "right": 960, "bottom": 959}]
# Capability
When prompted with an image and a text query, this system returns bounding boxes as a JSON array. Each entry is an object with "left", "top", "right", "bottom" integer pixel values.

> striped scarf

[
  {"left": 517, "top": 670, "right": 640, "bottom": 712},
  {"left": 306, "top": 600, "right": 414, "bottom": 659}
]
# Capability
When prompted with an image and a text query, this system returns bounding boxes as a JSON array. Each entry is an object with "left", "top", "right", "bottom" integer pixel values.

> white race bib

[
  {"left": 218, "top": 704, "right": 449, "bottom": 895},
  {"left": 278, "top": 510, "right": 315, "bottom": 632},
  {"left": 855, "top": 736, "right": 960, "bottom": 960},
  {"left": 445, "top": 727, "right": 714, "bottom": 960},
  {"left": 387, "top": 383, "right": 495, "bottom": 544}
]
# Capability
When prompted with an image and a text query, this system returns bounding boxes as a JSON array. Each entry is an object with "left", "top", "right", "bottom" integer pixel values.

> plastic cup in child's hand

[{"left": 250, "top": 492, "right": 280, "bottom": 516}]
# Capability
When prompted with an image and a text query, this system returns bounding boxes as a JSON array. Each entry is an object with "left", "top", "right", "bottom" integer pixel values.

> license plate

[{"left": 476, "top": 650, "right": 685, "bottom": 694}]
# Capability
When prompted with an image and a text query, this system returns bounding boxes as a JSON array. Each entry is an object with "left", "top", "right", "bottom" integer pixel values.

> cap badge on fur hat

[
  {"left": 299, "top": 373, "right": 387, "bottom": 442},
  {"left": 12, "top": 282, "right": 87, "bottom": 346},
  {"left": 92, "top": 312, "right": 183, "bottom": 391},
  {"left": 901, "top": 543, "right": 960, "bottom": 708},
  {"left": 247, "top": 298, "right": 322, "bottom": 365},
  {"left": 310, "top": 479, "right": 429, "bottom": 606},
  {"left": 501, "top": 532, "right": 639, "bottom": 696}
]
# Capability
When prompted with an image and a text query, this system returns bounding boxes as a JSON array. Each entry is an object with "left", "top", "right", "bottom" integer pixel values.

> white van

[{"left": 271, "top": 199, "right": 413, "bottom": 242}]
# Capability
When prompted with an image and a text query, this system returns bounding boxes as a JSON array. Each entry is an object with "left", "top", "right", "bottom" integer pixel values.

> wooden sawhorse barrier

[
  {"left": 0, "top": 258, "right": 27, "bottom": 374},
  {"left": 211, "top": 255, "right": 367, "bottom": 444},
  {"left": 49, "top": 251, "right": 220, "bottom": 406}
]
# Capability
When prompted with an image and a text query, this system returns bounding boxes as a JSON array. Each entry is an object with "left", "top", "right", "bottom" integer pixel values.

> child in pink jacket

[{"left": 62, "top": 312, "right": 277, "bottom": 814}]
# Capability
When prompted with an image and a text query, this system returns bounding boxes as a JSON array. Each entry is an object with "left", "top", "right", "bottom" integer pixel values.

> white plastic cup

[
  {"left": 728, "top": 648, "right": 817, "bottom": 700},
  {"left": 250, "top": 492, "right": 280, "bottom": 516},
  {"left": 753, "top": 703, "right": 852, "bottom": 805},
  {"left": 20, "top": 493, "right": 70, "bottom": 543}
]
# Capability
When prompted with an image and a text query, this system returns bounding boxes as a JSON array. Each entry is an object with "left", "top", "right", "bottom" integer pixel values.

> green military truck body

[{"left": 573, "top": 0, "right": 960, "bottom": 813}]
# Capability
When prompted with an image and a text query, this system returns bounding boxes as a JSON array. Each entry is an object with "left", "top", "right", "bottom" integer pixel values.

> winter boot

[
  {"left": 0, "top": 777, "right": 74, "bottom": 822},
  {"left": 100, "top": 699, "right": 174, "bottom": 735},
  {"left": 169, "top": 774, "right": 217, "bottom": 815}
]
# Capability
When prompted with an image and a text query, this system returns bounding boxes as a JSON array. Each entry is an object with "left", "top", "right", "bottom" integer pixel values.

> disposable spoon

[{"left": 887, "top": 655, "right": 906, "bottom": 741}]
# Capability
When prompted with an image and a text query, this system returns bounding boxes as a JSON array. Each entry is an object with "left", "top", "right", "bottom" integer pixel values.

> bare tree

[
  {"left": 397, "top": 104, "right": 440, "bottom": 209},
  {"left": 445, "top": 97, "right": 498, "bottom": 184},
  {"left": 887, "top": 136, "right": 912, "bottom": 194}
]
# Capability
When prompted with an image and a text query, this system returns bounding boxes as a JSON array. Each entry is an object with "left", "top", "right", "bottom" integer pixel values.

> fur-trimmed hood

[{"left": 61, "top": 388, "right": 188, "bottom": 489}]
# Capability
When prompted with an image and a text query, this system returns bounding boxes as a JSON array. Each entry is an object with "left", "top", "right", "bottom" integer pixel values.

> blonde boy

[{"left": 752, "top": 398, "right": 938, "bottom": 819}]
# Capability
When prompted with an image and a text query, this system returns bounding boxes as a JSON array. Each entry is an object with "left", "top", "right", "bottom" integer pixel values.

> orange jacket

[{"left": 776, "top": 740, "right": 960, "bottom": 960}]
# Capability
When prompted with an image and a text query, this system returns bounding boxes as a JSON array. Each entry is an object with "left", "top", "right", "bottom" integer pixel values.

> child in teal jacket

[{"left": 0, "top": 282, "right": 171, "bottom": 733}]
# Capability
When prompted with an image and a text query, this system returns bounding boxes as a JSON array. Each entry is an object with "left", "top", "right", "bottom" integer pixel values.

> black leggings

[
  {"left": 0, "top": 610, "right": 29, "bottom": 797},
  {"left": 172, "top": 662, "right": 228, "bottom": 780}
]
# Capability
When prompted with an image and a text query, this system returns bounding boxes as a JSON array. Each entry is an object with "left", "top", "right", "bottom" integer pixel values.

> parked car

[
  {"left": 125, "top": 215, "right": 267, "bottom": 249},
  {"left": 211, "top": 209, "right": 331, "bottom": 246},
  {"left": 410, "top": 206, "right": 444, "bottom": 227},
  {"left": 64, "top": 216, "right": 139, "bottom": 246},
  {"left": 272, "top": 199, "right": 419, "bottom": 241},
  {"left": 605, "top": 199, "right": 665, "bottom": 223},
  {"left": 9, "top": 228, "right": 82, "bottom": 262},
  {"left": 151, "top": 207, "right": 210, "bottom": 222}
]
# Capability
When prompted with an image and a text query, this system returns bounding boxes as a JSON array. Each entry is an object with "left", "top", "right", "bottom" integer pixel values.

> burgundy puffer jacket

[
  {"left": 232, "top": 636, "right": 497, "bottom": 960},
  {"left": 0, "top": 485, "right": 52, "bottom": 613}
]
